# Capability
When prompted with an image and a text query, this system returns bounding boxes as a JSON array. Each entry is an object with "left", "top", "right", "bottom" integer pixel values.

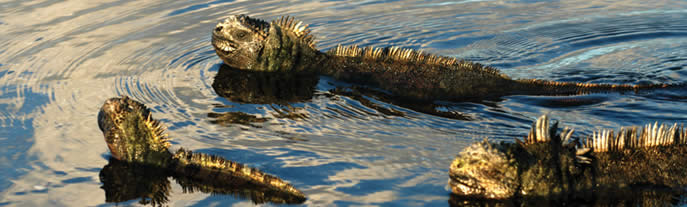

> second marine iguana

[
  {"left": 211, "top": 15, "right": 678, "bottom": 102},
  {"left": 449, "top": 115, "right": 687, "bottom": 202},
  {"left": 97, "top": 96, "right": 306, "bottom": 204}
]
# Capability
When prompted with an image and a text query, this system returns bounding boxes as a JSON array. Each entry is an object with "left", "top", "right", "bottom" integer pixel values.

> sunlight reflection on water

[{"left": 0, "top": 0, "right": 686, "bottom": 206}]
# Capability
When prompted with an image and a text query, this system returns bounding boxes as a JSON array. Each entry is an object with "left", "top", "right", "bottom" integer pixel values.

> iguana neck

[{"left": 255, "top": 24, "right": 327, "bottom": 72}]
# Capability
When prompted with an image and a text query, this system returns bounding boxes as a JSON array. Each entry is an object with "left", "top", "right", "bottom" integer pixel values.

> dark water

[{"left": 1, "top": 0, "right": 687, "bottom": 206}]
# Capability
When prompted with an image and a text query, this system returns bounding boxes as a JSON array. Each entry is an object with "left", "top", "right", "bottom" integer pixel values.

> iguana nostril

[{"left": 215, "top": 26, "right": 223, "bottom": 32}]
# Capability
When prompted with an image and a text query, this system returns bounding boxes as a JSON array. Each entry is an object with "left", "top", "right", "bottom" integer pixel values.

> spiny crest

[
  {"left": 234, "top": 14, "right": 269, "bottom": 37},
  {"left": 583, "top": 122, "right": 687, "bottom": 152},
  {"left": 328, "top": 44, "right": 502, "bottom": 75},
  {"left": 118, "top": 96, "right": 171, "bottom": 150},
  {"left": 524, "top": 115, "right": 574, "bottom": 145},
  {"left": 143, "top": 113, "right": 171, "bottom": 150},
  {"left": 522, "top": 115, "right": 591, "bottom": 164},
  {"left": 173, "top": 148, "right": 305, "bottom": 198},
  {"left": 274, "top": 16, "right": 315, "bottom": 48}
]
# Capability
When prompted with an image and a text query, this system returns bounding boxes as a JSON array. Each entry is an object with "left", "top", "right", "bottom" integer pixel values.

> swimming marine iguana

[
  {"left": 97, "top": 96, "right": 306, "bottom": 204},
  {"left": 211, "top": 15, "right": 677, "bottom": 101},
  {"left": 449, "top": 115, "right": 687, "bottom": 202}
]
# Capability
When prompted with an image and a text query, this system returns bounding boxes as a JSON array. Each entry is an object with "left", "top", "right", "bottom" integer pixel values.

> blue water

[{"left": 0, "top": 0, "right": 686, "bottom": 206}]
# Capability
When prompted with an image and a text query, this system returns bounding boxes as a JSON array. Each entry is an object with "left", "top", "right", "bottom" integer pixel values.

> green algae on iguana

[
  {"left": 211, "top": 15, "right": 678, "bottom": 102},
  {"left": 449, "top": 115, "right": 687, "bottom": 201},
  {"left": 97, "top": 96, "right": 306, "bottom": 204}
]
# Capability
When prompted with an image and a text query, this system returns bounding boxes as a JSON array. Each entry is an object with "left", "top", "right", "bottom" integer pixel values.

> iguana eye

[{"left": 236, "top": 31, "right": 247, "bottom": 38}]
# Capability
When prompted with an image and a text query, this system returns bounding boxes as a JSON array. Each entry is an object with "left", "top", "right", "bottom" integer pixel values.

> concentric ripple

[
  {"left": 0, "top": 0, "right": 686, "bottom": 206},
  {"left": 458, "top": 11, "right": 687, "bottom": 85}
]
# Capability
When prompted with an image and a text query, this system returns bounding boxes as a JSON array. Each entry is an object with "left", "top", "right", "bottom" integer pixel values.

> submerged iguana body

[
  {"left": 97, "top": 96, "right": 306, "bottom": 204},
  {"left": 211, "top": 15, "right": 674, "bottom": 101},
  {"left": 449, "top": 115, "right": 687, "bottom": 201}
]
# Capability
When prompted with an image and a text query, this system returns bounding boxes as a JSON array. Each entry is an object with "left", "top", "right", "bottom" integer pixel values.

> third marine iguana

[
  {"left": 211, "top": 15, "right": 678, "bottom": 102},
  {"left": 97, "top": 96, "right": 306, "bottom": 204},
  {"left": 449, "top": 115, "right": 687, "bottom": 202}
]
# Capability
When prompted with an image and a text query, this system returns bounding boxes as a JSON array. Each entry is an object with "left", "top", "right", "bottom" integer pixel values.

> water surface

[{"left": 1, "top": 0, "right": 686, "bottom": 206}]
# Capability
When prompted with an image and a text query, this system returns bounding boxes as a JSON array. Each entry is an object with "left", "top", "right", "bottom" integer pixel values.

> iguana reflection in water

[
  {"left": 208, "top": 64, "right": 318, "bottom": 127},
  {"left": 97, "top": 96, "right": 306, "bottom": 205},
  {"left": 210, "top": 64, "right": 472, "bottom": 125}
]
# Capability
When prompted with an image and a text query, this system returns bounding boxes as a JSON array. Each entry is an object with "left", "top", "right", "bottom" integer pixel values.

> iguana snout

[{"left": 212, "top": 14, "right": 268, "bottom": 69}]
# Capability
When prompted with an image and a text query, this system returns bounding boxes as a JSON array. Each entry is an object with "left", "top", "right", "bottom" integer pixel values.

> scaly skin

[
  {"left": 211, "top": 15, "right": 677, "bottom": 101},
  {"left": 97, "top": 96, "right": 306, "bottom": 204},
  {"left": 449, "top": 115, "right": 687, "bottom": 201}
]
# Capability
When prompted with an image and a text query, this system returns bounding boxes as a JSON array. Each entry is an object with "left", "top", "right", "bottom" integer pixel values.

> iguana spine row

[
  {"left": 329, "top": 44, "right": 504, "bottom": 76},
  {"left": 172, "top": 148, "right": 302, "bottom": 195},
  {"left": 276, "top": 16, "right": 315, "bottom": 47},
  {"left": 583, "top": 121, "right": 686, "bottom": 152},
  {"left": 525, "top": 116, "right": 687, "bottom": 151}
]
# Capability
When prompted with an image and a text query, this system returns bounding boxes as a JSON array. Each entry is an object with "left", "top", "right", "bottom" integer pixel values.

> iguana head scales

[
  {"left": 97, "top": 96, "right": 173, "bottom": 167},
  {"left": 212, "top": 15, "right": 269, "bottom": 70},
  {"left": 212, "top": 15, "right": 319, "bottom": 72},
  {"left": 449, "top": 141, "right": 519, "bottom": 199}
]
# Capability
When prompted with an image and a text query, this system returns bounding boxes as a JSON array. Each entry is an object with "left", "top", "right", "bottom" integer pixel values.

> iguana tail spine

[{"left": 172, "top": 148, "right": 306, "bottom": 199}]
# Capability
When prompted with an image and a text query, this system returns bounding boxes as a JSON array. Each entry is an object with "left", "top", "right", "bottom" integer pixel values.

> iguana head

[
  {"left": 212, "top": 15, "right": 318, "bottom": 72},
  {"left": 97, "top": 96, "right": 173, "bottom": 167},
  {"left": 449, "top": 141, "right": 519, "bottom": 199},
  {"left": 212, "top": 15, "right": 269, "bottom": 70},
  {"left": 449, "top": 115, "right": 591, "bottom": 200}
]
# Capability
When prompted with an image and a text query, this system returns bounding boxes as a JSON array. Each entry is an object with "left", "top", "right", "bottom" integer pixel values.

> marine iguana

[
  {"left": 97, "top": 96, "right": 306, "bottom": 204},
  {"left": 211, "top": 15, "right": 677, "bottom": 102},
  {"left": 449, "top": 115, "right": 687, "bottom": 202}
]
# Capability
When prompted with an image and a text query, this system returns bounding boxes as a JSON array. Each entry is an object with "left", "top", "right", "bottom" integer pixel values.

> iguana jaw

[
  {"left": 449, "top": 173, "right": 484, "bottom": 198},
  {"left": 212, "top": 15, "right": 269, "bottom": 69}
]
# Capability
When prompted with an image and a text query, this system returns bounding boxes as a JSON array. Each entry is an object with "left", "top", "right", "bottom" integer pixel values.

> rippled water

[{"left": 1, "top": 0, "right": 686, "bottom": 206}]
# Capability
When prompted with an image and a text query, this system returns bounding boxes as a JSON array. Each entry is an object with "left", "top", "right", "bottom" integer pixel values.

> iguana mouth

[
  {"left": 211, "top": 33, "right": 238, "bottom": 53},
  {"left": 449, "top": 175, "right": 484, "bottom": 197}
]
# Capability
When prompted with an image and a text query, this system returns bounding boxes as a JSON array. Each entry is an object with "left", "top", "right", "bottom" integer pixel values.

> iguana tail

[
  {"left": 171, "top": 148, "right": 306, "bottom": 203},
  {"left": 515, "top": 79, "right": 677, "bottom": 96}
]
